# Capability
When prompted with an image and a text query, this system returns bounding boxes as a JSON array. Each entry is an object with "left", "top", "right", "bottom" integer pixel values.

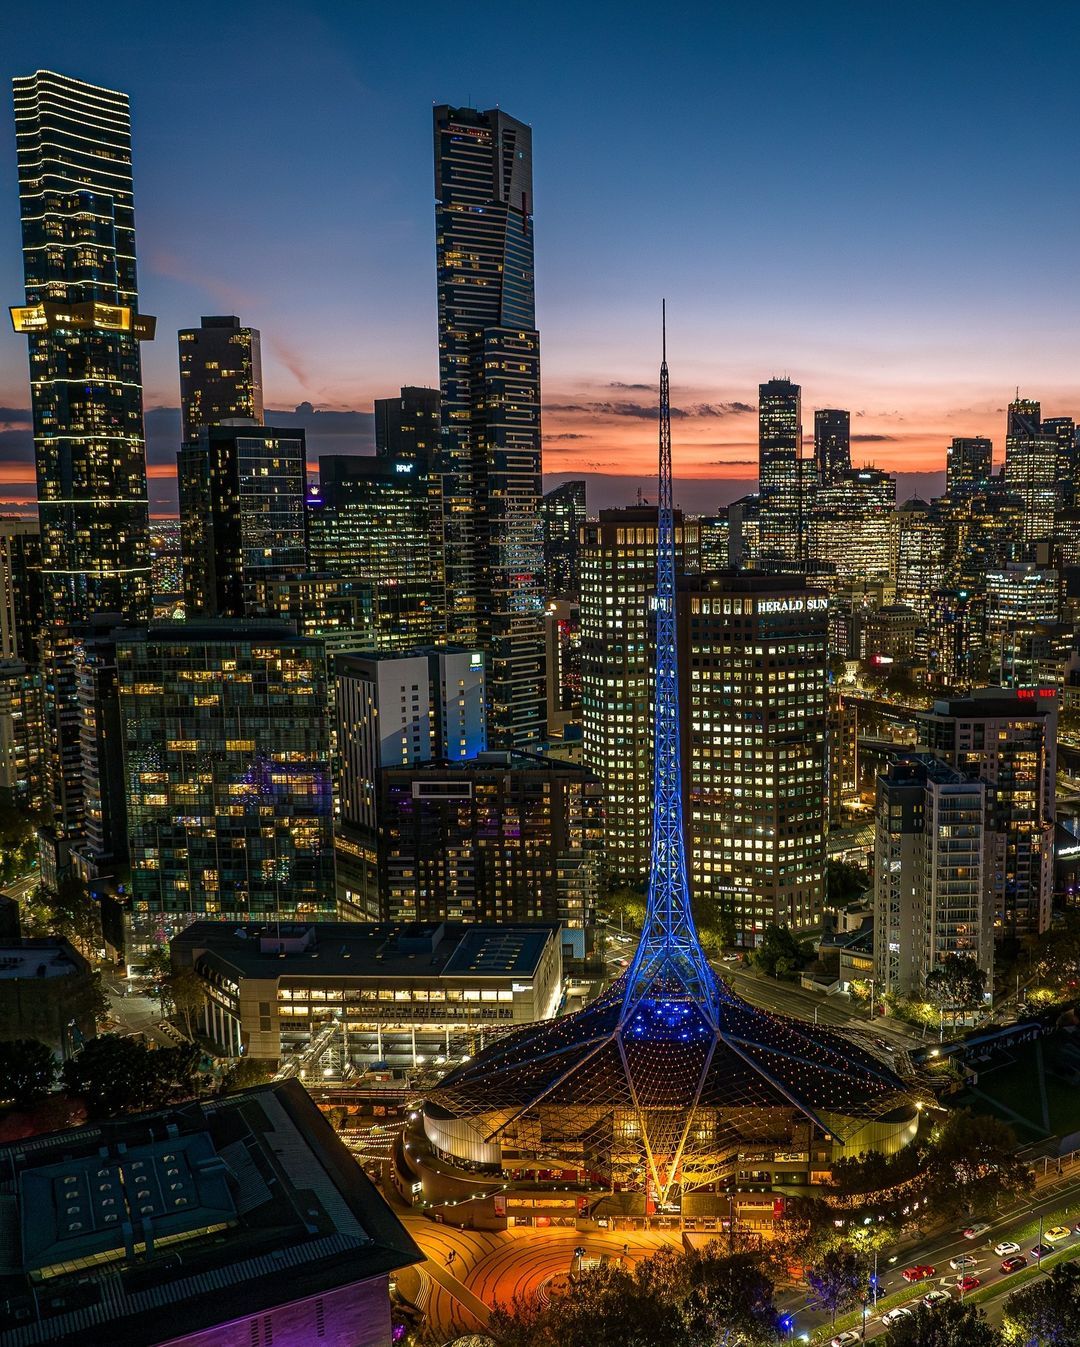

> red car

[
  {"left": 956, "top": 1274, "right": 981, "bottom": 1292},
  {"left": 902, "top": 1265, "right": 936, "bottom": 1282},
  {"left": 1001, "top": 1255, "right": 1027, "bottom": 1274}
]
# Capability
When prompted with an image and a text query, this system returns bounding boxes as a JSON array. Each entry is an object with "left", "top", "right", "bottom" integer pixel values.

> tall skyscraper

[
  {"left": 946, "top": 436, "right": 992, "bottom": 499},
  {"left": 1005, "top": 397, "right": 1057, "bottom": 543},
  {"left": 541, "top": 479, "right": 586, "bottom": 596},
  {"left": 814, "top": 408, "right": 850, "bottom": 484},
  {"left": 434, "top": 105, "right": 545, "bottom": 749},
  {"left": 10, "top": 72, "right": 154, "bottom": 872},
  {"left": 758, "top": 378, "right": 807, "bottom": 566},
  {"left": 178, "top": 424, "right": 308, "bottom": 618},
  {"left": 374, "top": 386, "right": 441, "bottom": 464},
  {"left": 1043, "top": 416, "right": 1079, "bottom": 515},
  {"left": 0, "top": 519, "right": 42, "bottom": 662},
  {"left": 806, "top": 467, "right": 896, "bottom": 586},
  {"left": 178, "top": 314, "right": 263, "bottom": 440}
]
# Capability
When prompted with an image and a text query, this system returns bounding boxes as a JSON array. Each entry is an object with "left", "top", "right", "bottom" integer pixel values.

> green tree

[
  {"left": 491, "top": 1261, "right": 683, "bottom": 1347},
  {"left": 751, "top": 923, "right": 813, "bottom": 978},
  {"left": 166, "top": 967, "right": 206, "bottom": 1038},
  {"left": 219, "top": 1056, "right": 274, "bottom": 1093},
  {"left": 1002, "top": 1258, "right": 1080, "bottom": 1345},
  {"left": 47, "top": 875, "right": 101, "bottom": 954},
  {"left": 61, "top": 1033, "right": 199, "bottom": 1119},
  {"left": 885, "top": 1299, "right": 1002, "bottom": 1346},
  {"left": 0, "top": 804, "right": 39, "bottom": 885},
  {"left": 0, "top": 1037, "right": 57, "bottom": 1107},
  {"left": 925, "top": 952, "right": 987, "bottom": 1009},
  {"left": 678, "top": 1248, "right": 780, "bottom": 1345},
  {"left": 143, "top": 945, "right": 173, "bottom": 1017},
  {"left": 923, "top": 1109, "right": 1033, "bottom": 1219},
  {"left": 826, "top": 858, "right": 871, "bottom": 906},
  {"left": 806, "top": 1248, "right": 866, "bottom": 1325}
]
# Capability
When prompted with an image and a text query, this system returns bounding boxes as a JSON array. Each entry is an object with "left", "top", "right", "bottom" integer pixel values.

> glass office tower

[{"left": 434, "top": 105, "right": 546, "bottom": 749}]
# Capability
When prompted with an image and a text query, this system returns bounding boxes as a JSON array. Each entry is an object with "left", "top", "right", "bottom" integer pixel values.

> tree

[
  {"left": 166, "top": 967, "right": 206, "bottom": 1038},
  {"left": 0, "top": 1038, "right": 57, "bottom": 1108},
  {"left": 46, "top": 875, "right": 101, "bottom": 954},
  {"left": 925, "top": 952, "right": 987, "bottom": 1010},
  {"left": 61, "top": 1033, "right": 199, "bottom": 1119},
  {"left": 923, "top": 1109, "right": 1033, "bottom": 1219},
  {"left": 826, "top": 859, "right": 871, "bottom": 907},
  {"left": 885, "top": 1299, "right": 1002, "bottom": 1347},
  {"left": 1002, "top": 1259, "right": 1080, "bottom": 1345},
  {"left": 143, "top": 946, "right": 173, "bottom": 1018},
  {"left": 806, "top": 1248, "right": 866, "bottom": 1325},
  {"left": 679, "top": 1248, "right": 780, "bottom": 1346},
  {"left": 751, "top": 923, "right": 813, "bottom": 978},
  {"left": 0, "top": 804, "right": 39, "bottom": 885},
  {"left": 219, "top": 1056, "right": 274, "bottom": 1093}
]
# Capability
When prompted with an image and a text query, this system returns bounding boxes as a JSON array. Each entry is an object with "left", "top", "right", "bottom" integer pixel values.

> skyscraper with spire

[{"left": 433, "top": 104, "right": 545, "bottom": 749}]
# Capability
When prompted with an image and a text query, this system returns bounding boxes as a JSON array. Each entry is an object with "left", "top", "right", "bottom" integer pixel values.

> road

[{"left": 100, "top": 976, "right": 181, "bottom": 1049}]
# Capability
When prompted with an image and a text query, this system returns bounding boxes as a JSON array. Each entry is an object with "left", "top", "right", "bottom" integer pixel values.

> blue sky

[{"left": 2, "top": 0, "right": 1079, "bottom": 509}]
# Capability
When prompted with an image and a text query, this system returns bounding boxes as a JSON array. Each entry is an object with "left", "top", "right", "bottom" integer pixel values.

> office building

[
  {"left": 921, "top": 689, "right": 1056, "bottom": 939},
  {"left": 1044, "top": 415, "right": 1078, "bottom": 514},
  {"left": 580, "top": 507, "right": 701, "bottom": 882},
  {"left": 334, "top": 648, "right": 486, "bottom": 917},
  {"left": 70, "top": 623, "right": 128, "bottom": 909},
  {"left": 434, "top": 104, "right": 546, "bottom": 749},
  {"left": 895, "top": 498, "right": 946, "bottom": 626},
  {"left": 178, "top": 424, "right": 307, "bottom": 619},
  {"left": 806, "top": 467, "right": 896, "bottom": 586},
  {"left": 307, "top": 454, "right": 444, "bottom": 651},
  {"left": 873, "top": 754, "right": 989, "bottom": 1001},
  {"left": 728, "top": 495, "right": 760, "bottom": 569},
  {"left": 861, "top": 604, "right": 918, "bottom": 664},
  {"left": 1005, "top": 397, "right": 1057, "bottom": 543},
  {"left": 926, "top": 589, "right": 987, "bottom": 690},
  {"left": 698, "top": 513, "right": 731, "bottom": 570},
  {"left": 945, "top": 436, "right": 992, "bottom": 499},
  {"left": 0, "top": 937, "right": 96, "bottom": 1055},
  {"left": 177, "top": 314, "right": 263, "bottom": 440},
  {"left": 117, "top": 621, "right": 334, "bottom": 946},
  {"left": 0, "top": 519, "right": 42, "bottom": 661},
  {"left": 544, "top": 597, "right": 581, "bottom": 738},
  {"left": 679, "top": 572, "right": 829, "bottom": 944},
  {"left": 0, "top": 1080, "right": 421, "bottom": 1347},
  {"left": 0, "top": 661, "right": 43, "bottom": 810},
  {"left": 940, "top": 490, "right": 1024, "bottom": 594},
  {"left": 758, "top": 378, "right": 806, "bottom": 566},
  {"left": 11, "top": 73, "right": 154, "bottom": 872},
  {"left": 172, "top": 920, "right": 563, "bottom": 1070},
  {"left": 814, "top": 408, "right": 851, "bottom": 484},
  {"left": 376, "top": 751, "right": 602, "bottom": 928},
  {"left": 374, "top": 384, "right": 440, "bottom": 464},
  {"left": 541, "top": 479, "right": 586, "bottom": 597}
]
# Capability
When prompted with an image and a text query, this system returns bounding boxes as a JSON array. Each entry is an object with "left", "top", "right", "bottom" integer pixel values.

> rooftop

[
  {"left": 0, "top": 940, "right": 87, "bottom": 982},
  {"left": 0, "top": 1080, "right": 421, "bottom": 1347}
]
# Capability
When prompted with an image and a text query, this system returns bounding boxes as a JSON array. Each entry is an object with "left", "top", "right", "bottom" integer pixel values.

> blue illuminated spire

[{"left": 621, "top": 304, "right": 719, "bottom": 1025}]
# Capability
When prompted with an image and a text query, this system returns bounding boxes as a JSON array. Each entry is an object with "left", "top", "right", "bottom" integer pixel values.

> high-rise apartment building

[
  {"left": 946, "top": 436, "right": 992, "bottom": 500},
  {"left": 178, "top": 424, "right": 307, "bottom": 618},
  {"left": 307, "top": 454, "right": 445, "bottom": 650},
  {"left": 1005, "top": 398, "right": 1057, "bottom": 543},
  {"left": 11, "top": 72, "right": 154, "bottom": 871},
  {"left": 0, "top": 519, "right": 42, "bottom": 661},
  {"left": 178, "top": 314, "right": 263, "bottom": 440},
  {"left": 434, "top": 104, "right": 545, "bottom": 749},
  {"left": 1043, "top": 416, "right": 1078, "bottom": 515},
  {"left": 580, "top": 507, "right": 701, "bottom": 882},
  {"left": 873, "top": 754, "right": 989, "bottom": 1000},
  {"left": 806, "top": 467, "right": 896, "bottom": 587},
  {"left": 544, "top": 597, "right": 581, "bottom": 738},
  {"left": 895, "top": 498, "right": 946, "bottom": 624},
  {"left": 333, "top": 647, "right": 486, "bottom": 917},
  {"left": 0, "top": 661, "right": 44, "bottom": 810},
  {"left": 814, "top": 408, "right": 851, "bottom": 484},
  {"left": 758, "top": 378, "right": 807, "bottom": 566},
  {"left": 921, "top": 689, "right": 1056, "bottom": 939},
  {"left": 117, "top": 621, "right": 334, "bottom": 944},
  {"left": 679, "top": 572, "right": 829, "bottom": 945},
  {"left": 926, "top": 588, "right": 987, "bottom": 690},
  {"left": 541, "top": 479, "right": 586, "bottom": 597},
  {"left": 374, "top": 385, "right": 440, "bottom": 464}
]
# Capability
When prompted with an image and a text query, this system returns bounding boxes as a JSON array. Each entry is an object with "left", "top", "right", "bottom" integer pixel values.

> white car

[
  {"left": 923, "top": 1288, "right": 952, "bottom": 1307},
  {"left": 964, "top": 1222, "right": 991, "bottom": 1239},
  {"left": 830, "top": 1334, "right": 862, "bottom": 1347},
  {"left": 881, "top": 1307, "right": 914, "bottom": 1326},
  {"left": 994, "top": 1241, "right": 1021, "bottom": 1257},
  {"left": 950, "top": 1254, "right": 978, "bottom": 1270}
]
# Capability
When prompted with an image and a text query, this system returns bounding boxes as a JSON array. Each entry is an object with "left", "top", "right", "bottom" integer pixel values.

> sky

[{"left": 2, "top": 0, "right": 1080, "bottom": 515}]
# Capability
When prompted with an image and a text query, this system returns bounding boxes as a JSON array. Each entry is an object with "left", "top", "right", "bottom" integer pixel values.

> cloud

[
  {"left": 851, "top": 433, "right": 897, "bottom": 442},
  {"left": 710, "top": 458, "right": 757, "bottom": 465},
  {"left": 544, "top": 399, "right": 757, "bottom": 421},
  {"left": 607, "top": 381, "right": 654, "bottom": 391},
  {"left": 544, "top": 432, "right": 589, "bottom": 442}
]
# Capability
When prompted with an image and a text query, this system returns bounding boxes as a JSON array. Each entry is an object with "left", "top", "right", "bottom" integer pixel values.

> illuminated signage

[
  {"left": 1016, "top": 687, "right": 1057, "bottom": 701},
  {"left": 758, "top": 597, "right": 828, "bottom": 614},
  {"left": 469, "top": 652, "right": 483, "bottom": 668},
  {"left": 394, "top": 462, "right": 414, "bottom": 473}
]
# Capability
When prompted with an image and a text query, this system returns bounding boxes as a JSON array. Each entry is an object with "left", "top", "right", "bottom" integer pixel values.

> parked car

[
  {"left": 1001, "top": 1255, "right": 1027, "bottom": 1274},
  {"left": 1031, "top": 1243, "right": 1054, "bottom": 1259},
  {"left": 963, "top": 1222, "right": 991, "bottom": 1239},
  {"left": 923, "top": 1289, "right": 952, "bottom": 1307},
  {"left": 1073, "top": 1223, "right": 1080, "bottom": 1236},
  {"left": 902, "top": 1264, "right": 935, "bottom": 1282},
  {"left": 956, "top": 1275, "right": 981, "bottom": 1292},
  {"left": 1045, "top": 1226, "right": 1071, "bottom": 1242},
  {"left": 830, "top": 1334, "right": 862, "bottom": 1347},
  {"left": 950, "top": 1254, "right": 978, "bottom": 1270},
  {"left": 994, "top": 1241, "right": 1021, "bottom": 1257},
  {"left": 881, "top": 1307, "right": 914, "bottom": 1326}
]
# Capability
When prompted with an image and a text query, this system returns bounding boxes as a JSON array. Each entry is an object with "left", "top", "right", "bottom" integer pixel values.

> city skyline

[{"left": 3, "top": 2, "right": 1080, "bottom": 514}]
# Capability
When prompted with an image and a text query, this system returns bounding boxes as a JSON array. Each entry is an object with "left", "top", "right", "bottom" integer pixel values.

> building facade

[
  {"left": 814, "top": 408, "right": 851, "bottom": 484},
  {"left": 374, "top": 384, "right": 440, "bottom": 464},
  {"left": 0, "top": 519, "right": 42, "bottom": 662},
  {"left": 178, "top": 314, "right": 263, "bottom": 440},
  {"left": 946, "top": 436, "right": 992, "bottom": 500},
  {"left": 541, "top": 479, "right": 586, "bottom": 597},
  {"left": 758, "top": 378, "right": 806, "bottom": 566},
  {"left": 0, "top": 661, "right": 43, "bottom": 810},
  {"left": 1005, "top": 398, "right": 1057, "bottom": 543},
  {"left": 434, "top": 104, "right": 545, "bottom": 749}
]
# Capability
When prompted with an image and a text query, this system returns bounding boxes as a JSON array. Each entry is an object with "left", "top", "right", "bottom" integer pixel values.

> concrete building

[
  {"left": 0, "top": 937, "right": 97, "bottom": 1055},
  {"left": 0, "top": 1080, "right": 420, "bottom": 1347},
  {"left": 172, "top": 920, "right": 563, "bottom": 1073},
  {"left": 544, "top": 598, "right": 581, "bottom": 739},
  {"left": 873, "top": 754, "right": 989, "bottom": 1000},
  {"left": 0, "top": 518, "right": 41, "bottom": 662},
  {"left": 0, "top": 660, "right": 43, "bottom": 810}
]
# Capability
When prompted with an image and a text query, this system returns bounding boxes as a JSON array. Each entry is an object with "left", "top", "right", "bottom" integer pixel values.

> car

[
  {"left": 1001, "top": 1255, "right": 1028, "bottom": 1274},
  {"left": 1073, "top": 1223, "right": 1080, "bottom": 1236},
  {"left": 923, "top": 1289, "right": 952, "bottom": 1308},
  {"left": 1045, "top": 1226, "right": 1071, "bottom": 1242},
  {"left": 830, "top": 1334, "right": 862, "bottom": 1347},
  {"left": 1031, "top": 1243, "right": 1053, "bottom": 1259},
  {"left": 956, "top": 1274, "right": 981, "bottom": 1292},
  {"left": 881, "top": 1308, "right": 914, "bottom": 1326},
  {"left": 902, "top": 1264, "right": 935, "bottom": 1282},
  {"left": 994, "top": 1241, "right": 1021, "bottom": 1257},
  {"left": 963, "top": 1222, "right": 991, "bottom": 1239},
  {"left": 950, "top": 1254, "right": 978, "bottom": 1270}
]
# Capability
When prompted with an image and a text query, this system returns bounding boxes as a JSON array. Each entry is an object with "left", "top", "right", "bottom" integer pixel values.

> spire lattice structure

[{"left": 621, "top": 303, "right": 718, "bottom": 1023}]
